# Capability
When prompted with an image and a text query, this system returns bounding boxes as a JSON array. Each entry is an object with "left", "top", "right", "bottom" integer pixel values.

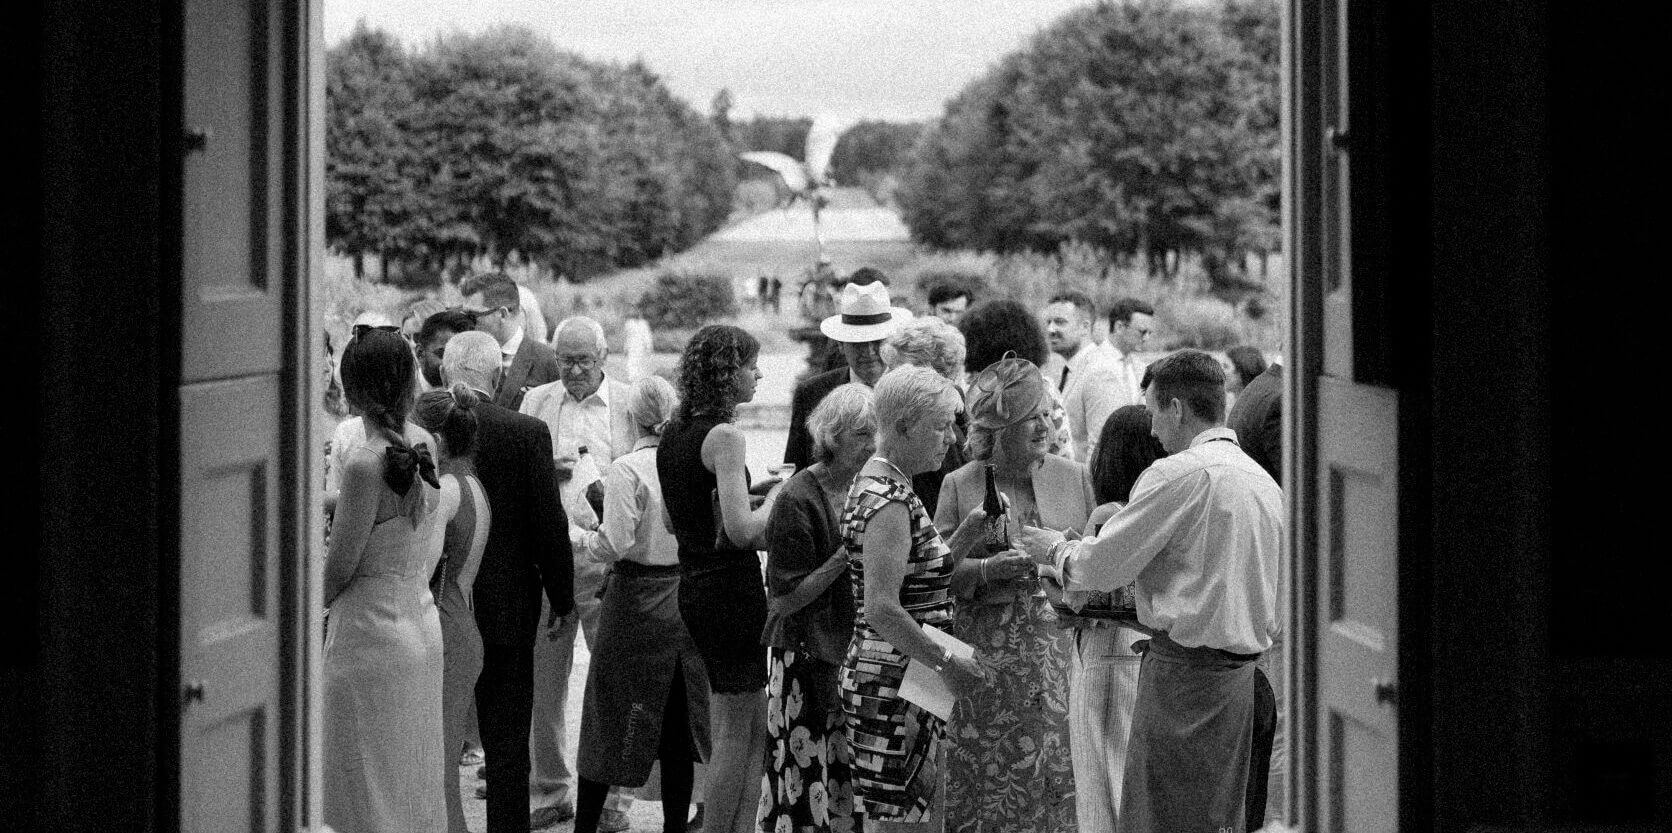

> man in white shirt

[
  {"left": 516, "top": 316, "right": 637, "bottom": 831},
  {"left": 1020, "top": 349, "right": 1282, "bottom": 833},
  {"left": 1041, "top": 291, "right": 1128, "bottom": 460},
  {"left": 1097, "top": 297, "right": 1156, "bottom": 405}
]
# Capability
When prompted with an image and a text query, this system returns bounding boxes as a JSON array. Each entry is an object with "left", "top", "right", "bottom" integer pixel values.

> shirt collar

[
  {"left": 632, "top": 434, "right": 660, "bottom": 452},
  {"left": 565, "top": 373, "right": 612, "bottom": 407},
  {"left": 1188, "top": 426, "right": 1240, "bottom": 448},
  {"left": 501, "top": 326, "right": 525, "bottom": 358}
]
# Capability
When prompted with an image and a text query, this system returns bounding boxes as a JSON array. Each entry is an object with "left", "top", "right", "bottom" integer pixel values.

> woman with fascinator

[
  {"left": 324, "top": 328, "right": 448, "bottom": 832},
  {"left": 934, "top": 355, "right": 1093, "bottom": 833}
]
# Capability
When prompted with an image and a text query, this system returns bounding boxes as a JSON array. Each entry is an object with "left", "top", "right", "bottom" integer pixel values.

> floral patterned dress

[
  {"left": 837, "top": 473, "right": 956, "bottom": 826},
  {"left": 762, "top": 649, "right": 857, "bottom": 833}
]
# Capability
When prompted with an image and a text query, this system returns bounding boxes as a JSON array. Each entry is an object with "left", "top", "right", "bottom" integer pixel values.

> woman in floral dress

[{"left": 934, "top": 358, "right": 1093, "bottom": 833}]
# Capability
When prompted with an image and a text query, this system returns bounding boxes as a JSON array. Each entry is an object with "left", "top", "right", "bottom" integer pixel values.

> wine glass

[{"left": 1017, "top": 508, "right": 1048, "bottom": 599}]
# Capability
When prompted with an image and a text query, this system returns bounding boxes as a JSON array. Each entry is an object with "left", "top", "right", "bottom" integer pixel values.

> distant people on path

[
  {"left": 1019, "top": 350, "right": 1283, "bottom": 833},
  {"left": 658, "top": 325, "right": 788, "bottom": 833},
  {"left": 840, "top": 365, "right": 988, "bottom": 830},
  {"left": 880, "top": 317, "right": 969, "bottom": 517},
  {"left": 517, "top": 316, "right": 641, "bottom": 831},
  {"left": 768, "top": 275, "right": 784, "bottom": 312},
  {"left": 760, "top": 384, "right": 874, "bottom": 833},
  {"left": 322, "top": 328, "right": 447, "bottom": 833},
  {"left": 1097, "top": 298, "right": 1156, "bottom": 404},
  {"left": 936, "top": 357, "right": 1087, "bottom": 833},
  {"left": 573, "top": 376, "right": 710, "bottom": 833},
  {"left": 1042, "top": 290, "right": 1128, "bottom": 461},
  {"left": 440, "top": 331, "right": 574, "bottom": 833},
  {"left": 925, "top": 280, "right": 973, "bottom": 327},
  {"left": 461, "top": 272, "right": 560, "bottom": 411},
  {"left": 785, "top": 276, "right": 910, "bottom": 470},
  {"left": 958, "top": 299, "right": 1075, "bottom": 460},
  {"left": 412, "top": 383, "right": 493, "bottom": 833}
]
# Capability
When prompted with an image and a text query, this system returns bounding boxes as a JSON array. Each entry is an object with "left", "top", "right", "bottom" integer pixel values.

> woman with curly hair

[
  {"left": 957, "top": 299, "right": 1075, "bottom": 460},
  {"left": 657, "top": 324, "right": 788, "bottom": 833}
]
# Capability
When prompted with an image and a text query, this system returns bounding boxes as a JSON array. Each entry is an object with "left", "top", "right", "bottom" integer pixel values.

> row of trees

[
  {"left": 897, "top": 0, "right": 1280, "bottom": 287},
  {"left": 327, "top": 24, "right": 736, "bottom": 281}
]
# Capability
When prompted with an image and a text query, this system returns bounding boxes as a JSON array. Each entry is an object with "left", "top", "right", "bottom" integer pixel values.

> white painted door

[
  {"left": 177, "top": 0, "right": 321, "bottom": 829},
  {"left": 1288, "top": 0, "right": 1400, "bottom": 828}
]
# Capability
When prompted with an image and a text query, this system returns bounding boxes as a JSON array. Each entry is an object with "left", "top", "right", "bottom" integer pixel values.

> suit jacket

[
  {"left": 518, "top": 375, "right": 637, "bottom": 465},
  {"left": 784, "top": 368, "right": 849, "bottom": 471},
  {"left": 1227, "top": 363, "right": 1283, "bottom": 486},
  {"left": 469, "top": 399, "right": 574, "bottom": 645},
  {"left": 934, "top": 454, "right": 1096, "bottom": 605},
  {"left": 496, "top": 337, "right": 561, "bottom": 412}
]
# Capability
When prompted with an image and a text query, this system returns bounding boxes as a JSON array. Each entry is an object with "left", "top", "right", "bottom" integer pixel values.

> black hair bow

[{"left": 383, "top": 442, "right": 441, "bottom": 496}]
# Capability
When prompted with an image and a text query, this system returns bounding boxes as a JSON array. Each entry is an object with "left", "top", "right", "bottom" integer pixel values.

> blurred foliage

[
  {"left": 636, "top": 271, "right": 740, "bottom": 331},
  {"left": 898, "top": 0, "right": 1280, "bottom": 290},
  {"left": 326, "top": 23, "right": 736, "bottom": 281}
]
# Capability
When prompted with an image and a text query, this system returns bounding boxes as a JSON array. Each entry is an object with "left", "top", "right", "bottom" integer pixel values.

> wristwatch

[{"left": 929, "top": 646, "right": 954, "bottom": 673}]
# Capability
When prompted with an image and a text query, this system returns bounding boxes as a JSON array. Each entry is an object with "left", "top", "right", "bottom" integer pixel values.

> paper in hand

[{"left": 899, "top": 626, "right": 976, "bottom": 722}]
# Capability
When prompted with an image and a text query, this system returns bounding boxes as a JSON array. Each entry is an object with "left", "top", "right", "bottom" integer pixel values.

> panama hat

[{"left": 820, "top": 281, "right": 912, "bottom": 343}]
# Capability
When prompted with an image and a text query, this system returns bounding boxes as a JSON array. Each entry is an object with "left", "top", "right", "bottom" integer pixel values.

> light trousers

[{"left": 1068, "top": 626, "right": 1143, "bottom": 833}]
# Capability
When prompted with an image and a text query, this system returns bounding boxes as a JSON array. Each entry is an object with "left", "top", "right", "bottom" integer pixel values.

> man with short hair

[
  {"left": 516, "top": 316, "right": 639, "bottom": 830},
  {"left": 1100, "top": 298, "right": 1156, "bottom": 404},
  {"left": 416, "top": 308, "right": 478, "bottom": 391},
  {"left": 926, "top": 280, "right": 972, "bottom": 326},
  {"left": 1042, "top": 290, "right": 1126, "bottom": 460},
  {"left": 440, "top": 331, "right": 575, "bottom": 833},
  {"left": 460, "top": 272, "right": 560, "bottom": 411},
  {"left": 1020, "top": 349, "right": 1282, "bottom": 833},
  {"left": 785, "top": 277, "right": 909, "bottom": 469}
]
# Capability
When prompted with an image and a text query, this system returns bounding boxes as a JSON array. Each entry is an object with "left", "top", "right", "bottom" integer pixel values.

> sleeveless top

[{"left": 657, "top": 414, "right": 754, "bottom": 567}]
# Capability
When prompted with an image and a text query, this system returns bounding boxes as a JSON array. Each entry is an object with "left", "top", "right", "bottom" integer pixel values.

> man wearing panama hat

[{"left": 783, "top": 273, "right": 913, "bottom": 470}]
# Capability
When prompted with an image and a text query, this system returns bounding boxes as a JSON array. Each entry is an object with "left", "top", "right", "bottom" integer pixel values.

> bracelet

[
  {"left": 928, "top": 646, "right": 953, "bottom": 673},
  {"left": 978, "top": 557, "right": 989, "bottom": 586},
  {"left": 1048, "top": 539, "right": 1072, "bottom": 564}
]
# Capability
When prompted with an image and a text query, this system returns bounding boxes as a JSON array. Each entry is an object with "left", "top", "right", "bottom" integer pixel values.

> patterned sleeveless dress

[{"left": 837, "top": 473, "right": 956, "bottom": 824}]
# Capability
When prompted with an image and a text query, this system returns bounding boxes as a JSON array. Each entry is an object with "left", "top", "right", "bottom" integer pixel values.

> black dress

[{"left": 657, "top": 414, "right": 768, "bottom": 694}]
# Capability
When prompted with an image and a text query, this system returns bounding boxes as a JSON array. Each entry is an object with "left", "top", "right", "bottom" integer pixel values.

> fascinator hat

[
  {"left": 820, "top": 281, "right": 912, "bottom": 342},
  {"left": 966, "top": 352, "right": 1051, "bottom": 431}
]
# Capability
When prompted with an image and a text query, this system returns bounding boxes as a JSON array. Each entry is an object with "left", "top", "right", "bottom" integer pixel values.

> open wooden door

[
  {"left": 175, "top": 0, "right": 324, "bottom": 829},
  {"left": 1287, "top": 0, "right": 1400, "bottom": 828}
]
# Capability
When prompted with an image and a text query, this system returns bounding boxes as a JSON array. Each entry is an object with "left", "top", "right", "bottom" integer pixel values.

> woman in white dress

[
  {"left": 324, "top": 328, "right": 447, "bottom": 833},
  {"left": 414, "top": 383, "right": 493, "bottom": 833}
]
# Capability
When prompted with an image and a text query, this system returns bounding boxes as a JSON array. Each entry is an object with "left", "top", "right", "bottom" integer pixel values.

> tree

[
  {"left": 897, "top": 0, "right": 1281, "bottom": 287},
  {"left": 325, "top": 23, "right": 422, "bottom": 278}
]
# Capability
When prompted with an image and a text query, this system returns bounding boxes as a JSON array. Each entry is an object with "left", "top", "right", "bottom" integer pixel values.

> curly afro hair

[
  {"left": 675, "top": 324, "right": 760, "bottom": 422},
  {"left": 959, "top": 298, "right": 1049, "bottom": 373}
]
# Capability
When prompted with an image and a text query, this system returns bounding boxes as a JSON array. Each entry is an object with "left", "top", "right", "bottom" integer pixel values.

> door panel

[
  {"left": 180, "top": 378, "right": 283, "bottom": 832},
  {"left": 1316, "top": 377, "right": 1397, "bottom": 832},
  {"left": 1290, "top": 0, "right": 1401, "bottom": 827},
  {"left": 177, "top": 0, "right": 314, "bottom": 830}
]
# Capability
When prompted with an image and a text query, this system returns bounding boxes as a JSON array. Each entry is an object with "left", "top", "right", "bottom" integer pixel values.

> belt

[{"left": 1134, "top": 632, "right": 1263, "bottom": 662}]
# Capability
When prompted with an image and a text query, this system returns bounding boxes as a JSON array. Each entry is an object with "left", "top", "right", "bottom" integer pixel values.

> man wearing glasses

[
  {"left": 461, "top": 272, "right": 561, "bottom": 411},
  {"left": 1098, "top": 297, "right": 1157, "bottom": 406},
  {"left": 517, "top": 316, "right": 639, "bottom": 831}
]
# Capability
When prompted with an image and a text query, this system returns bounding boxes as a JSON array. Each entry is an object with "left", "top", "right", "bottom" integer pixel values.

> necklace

[{"left": 869, "top": 455, "right": 909, "bottom": 481}]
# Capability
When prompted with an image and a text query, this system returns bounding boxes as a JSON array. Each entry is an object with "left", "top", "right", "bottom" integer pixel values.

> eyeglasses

[
  {"left": 558, "top": 355, "right": 599, "bottom": 370},
  {"left": 462, "top": 305, "right": 506, "bottom": 319}
]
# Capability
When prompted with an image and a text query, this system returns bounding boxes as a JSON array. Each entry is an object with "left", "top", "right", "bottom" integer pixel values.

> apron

[{"left": 576, "top": 561, "right": 711, "bottom": 786}]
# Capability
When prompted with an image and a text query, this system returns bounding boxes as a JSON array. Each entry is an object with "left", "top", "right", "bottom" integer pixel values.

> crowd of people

[{"left": 320, "top": 266, "right": 1287, "bottom": 833}]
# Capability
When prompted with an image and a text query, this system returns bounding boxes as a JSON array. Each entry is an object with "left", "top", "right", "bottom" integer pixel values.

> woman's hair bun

[{"left": 450, "top": 382, "right": 479, "bottom": 411}]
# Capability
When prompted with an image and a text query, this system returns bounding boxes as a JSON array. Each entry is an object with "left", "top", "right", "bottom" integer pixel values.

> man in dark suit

[
  {"left": 440, "top": 330, "right": 574, "bottom": 833},
  {"left": 1226, "top": 361, "right": 1283, "bottom": 485},
  {"left": 785, "top": 272, "right": 907, "bottom": 469},
  {"left": 461, "top": 271, "right": 561, "bottom": 412}
]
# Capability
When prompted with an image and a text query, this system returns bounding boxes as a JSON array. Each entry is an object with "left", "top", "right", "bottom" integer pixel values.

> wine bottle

[{"left": 983, "top": 462, "right": 1010, "bottom": 554}]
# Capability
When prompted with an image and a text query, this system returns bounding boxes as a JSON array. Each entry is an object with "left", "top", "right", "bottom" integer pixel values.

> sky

[{"left": 323, "top": 0, "right": 1096, "bottom": 123}]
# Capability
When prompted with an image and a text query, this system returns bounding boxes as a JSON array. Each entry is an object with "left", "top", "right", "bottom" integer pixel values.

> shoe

[
  {"left": 688, "top": 803, "right": 703, "bottom": 830},
  {"left": 460, "top": 747, "right": 485, "bottom": 767},
  {"left": 474, "top": 784, "right": 488, "bottom": 800},
  {"left": 529, "top": 800, "right": 575, "bottom": 830},
  {"left": 599, "top": 807, "right": 630, "bottom": 832},
  {"left": 476, "top": 765, "right": 487, "bottom": 781}
]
